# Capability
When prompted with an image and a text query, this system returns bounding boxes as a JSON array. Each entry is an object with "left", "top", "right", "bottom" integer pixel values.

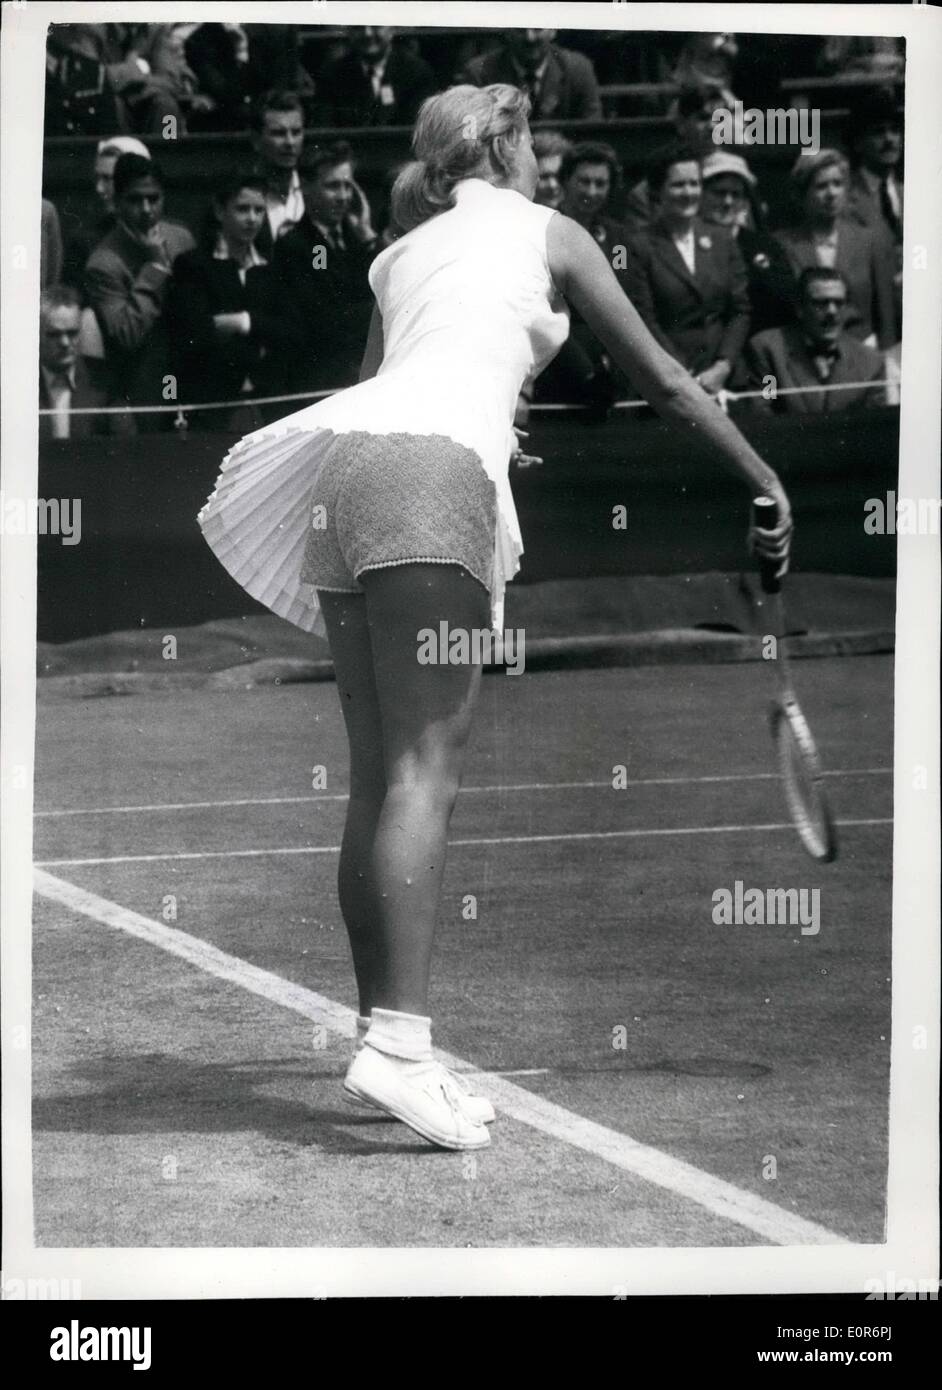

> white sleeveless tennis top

[{"left": 198, "top": 177, "right": 570, "bottom": 635}]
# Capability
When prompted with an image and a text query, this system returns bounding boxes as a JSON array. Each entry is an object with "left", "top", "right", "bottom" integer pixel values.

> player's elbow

[{"left": 646, "top": 356, "right": 691, "bottom": 412}]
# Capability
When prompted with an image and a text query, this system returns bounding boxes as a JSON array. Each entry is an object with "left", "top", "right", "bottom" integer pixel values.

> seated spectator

[
  {"left": 38, "top": 286, "right": 111, "bottom": 440},
  {"left": 845, "top": 89, "right": 904, "bottom": 335},
  {"left": 136, "top": 24, "right": 217, "bottom": 135},
  {"left": 533, "top": 141, "right": 631, "bottom": 412},
  {"left": 184, "top": 23, "right": 314, "bottom": 131},
  {"left": 532, "top": 130, "right": 572, "bottom": 210},
  {"left": 166, "top": 174, "right": 307, "bottom": 429},
  {"left": 775, "top": 149, "right": 898, "bottom": 349},
  {"left": 55, "top": 22, "right": 187, "bottom": 135},
  {"left": 461, "top": 29, "right": 602, "bottom": 121},
  {"left": 61, "top": 135, "right": 151, "bottom": 288},
  {"left": 700, "top": 151, "right": 796, "bottom": 334},
  {"left": 183, "top": 22, "right": 253, "bottom": 130},
  {"left": 845, "top": 89, "right": 903, "bottom": 244},
  {"left": 249, "top": 90, "right": 307, "bottom": 257},
  {"left": 558, "top": 141, "right": 632, "bottom": 270},
  {"left": 84, "top": 154, "right": 195, "bottom": 427},
  {"left": 625, "top": 84, "right": 735, "bottom": 230},
  {"left": 817, "top": 36, "right": 904, "bottom": 80},
  {"left": 271, "top": 143, "right": 380, "bottom": 394},
  {"left": 673, "top": 32, "right": 739, "bottom": 108},
  {"left": 41, "top": 200, "right": 64, "bottom": 289},
  {"left": 626, "top": 146, "right": 751, "bottom": 394},
  {"left": 738, "top": 268, "right": 889, "bottom": 413},
  {"left": 311, "top": 26, "right": 436, "bottom": 127}
]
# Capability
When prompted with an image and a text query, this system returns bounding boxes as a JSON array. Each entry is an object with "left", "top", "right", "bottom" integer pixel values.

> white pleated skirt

[{"left": 197, "top": 372, "right": 524, "bottom": 636}]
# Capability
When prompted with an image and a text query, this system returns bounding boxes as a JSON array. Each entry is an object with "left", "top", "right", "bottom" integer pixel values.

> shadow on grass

[{"left": 32, "top": 1053, "right": 451, "bottom": 1157}]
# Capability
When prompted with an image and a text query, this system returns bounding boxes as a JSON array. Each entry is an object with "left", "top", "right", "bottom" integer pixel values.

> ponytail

[
  {"left": 389, "top": 159, "right": 458, "bottom": 236},
  {"left": 390, "top": 83, "right": 531, "bottom": 235}
]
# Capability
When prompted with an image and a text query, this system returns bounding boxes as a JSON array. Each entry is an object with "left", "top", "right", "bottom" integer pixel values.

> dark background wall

[{"left": 37, "top": 407, "right": 899, "bottom": 643}]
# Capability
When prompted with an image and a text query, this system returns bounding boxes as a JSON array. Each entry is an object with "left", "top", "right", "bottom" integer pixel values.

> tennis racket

[{"left": 753, "top": 497, "right": 838, "bottom": 863}]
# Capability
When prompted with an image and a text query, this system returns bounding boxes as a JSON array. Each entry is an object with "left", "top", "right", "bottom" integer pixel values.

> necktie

[
  {"left": 48, "top": 372, "right": 72, "bottom": 439},
  {"left": 811, "top": 347, "right": 838, "bottom": 383},
  {"left": 879, "top": 177, "right": 901, "bottom": 239}
]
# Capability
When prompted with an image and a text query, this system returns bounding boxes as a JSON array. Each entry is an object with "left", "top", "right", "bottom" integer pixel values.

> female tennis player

[{"left": 199, "top": 84, "right": 792, "bottom": 1152}]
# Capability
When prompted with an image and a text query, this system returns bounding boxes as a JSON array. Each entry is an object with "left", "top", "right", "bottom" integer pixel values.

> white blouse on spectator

[
  {"left": 673, "top": 227, "right": 696, "bottom": 275},
  {"left": 265, "top": 171, "right": 305, "bottom": 243}
]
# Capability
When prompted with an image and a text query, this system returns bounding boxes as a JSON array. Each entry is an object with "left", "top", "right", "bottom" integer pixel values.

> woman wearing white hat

[{"left": 700, "top": 150, "right": 796, "bottom": 335}]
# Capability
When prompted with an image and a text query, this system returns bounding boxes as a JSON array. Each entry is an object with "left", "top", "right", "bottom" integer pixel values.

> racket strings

[{"left": 772, "top": 705, "right": 837, "bottom": 862}]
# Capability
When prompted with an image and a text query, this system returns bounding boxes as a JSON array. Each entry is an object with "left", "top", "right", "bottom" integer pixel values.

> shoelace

[{"left": 431, "top": 1065, "right": 478, "bottom": 1124}]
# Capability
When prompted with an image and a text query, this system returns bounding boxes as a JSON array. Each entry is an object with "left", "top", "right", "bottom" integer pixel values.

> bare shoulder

[{"left": 546, "top": 212, "right": 607, "bottom": 294}]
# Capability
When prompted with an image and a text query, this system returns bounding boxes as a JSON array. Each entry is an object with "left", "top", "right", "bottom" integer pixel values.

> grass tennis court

[{"left": 31, "top": 654, "right": 892, "bottom": 1248}]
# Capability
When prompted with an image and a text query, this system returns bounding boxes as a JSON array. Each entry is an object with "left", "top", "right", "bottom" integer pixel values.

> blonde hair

[{"left": 390, "top": 84, "right": 531, "bottom": 234}]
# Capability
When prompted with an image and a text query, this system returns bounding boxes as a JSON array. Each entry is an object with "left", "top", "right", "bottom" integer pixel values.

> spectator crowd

[{"left": 39, "top": 25, "right": 904, "bottom": 438}]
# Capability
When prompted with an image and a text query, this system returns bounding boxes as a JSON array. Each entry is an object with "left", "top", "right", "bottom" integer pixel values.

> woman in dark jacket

[
  {"left": 626, "top": 145, "right": 751, "bottom": 394},
  {"left": 167, "top": 172, "right": 304, "bottom": 428},
  {"left": 699, "top": 150, "right": 797, "bottom": 335}
]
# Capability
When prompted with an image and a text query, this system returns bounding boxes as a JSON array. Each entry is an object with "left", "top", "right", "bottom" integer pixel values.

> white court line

[
  {"left": 33, "top": 817, "right": 893, "bottom": 869},
  {"left": 32, "top": 769, "right": 892, "bottom": 819},
  {"left": 32, "top": 867, "right": 848, "bottom": 1247}
]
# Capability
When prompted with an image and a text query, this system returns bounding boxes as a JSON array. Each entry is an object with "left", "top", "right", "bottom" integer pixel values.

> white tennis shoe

[
  {"left": 343, "top": 1039, "right": 496, "bottom": 1125},
  {"left": 343, "top": 1045, "right": 491, "bottom": 1150}
]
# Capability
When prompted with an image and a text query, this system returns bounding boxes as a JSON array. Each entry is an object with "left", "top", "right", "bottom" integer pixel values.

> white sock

[{"left": 365, "top": 1007, "right": 433, "bottom": 1064}]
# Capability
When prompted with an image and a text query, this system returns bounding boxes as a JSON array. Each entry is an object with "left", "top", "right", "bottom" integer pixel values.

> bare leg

[
  {"left": 359, "top": 563, "right": 488, "bottom": 1016},
  {"left": 317, "top": 590, "right": 386, "bottom": 1016}
]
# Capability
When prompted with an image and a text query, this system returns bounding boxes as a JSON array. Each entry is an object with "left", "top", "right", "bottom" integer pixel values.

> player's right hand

[{"left": 748, "top": 481, "right": 793, "bottom": 580}]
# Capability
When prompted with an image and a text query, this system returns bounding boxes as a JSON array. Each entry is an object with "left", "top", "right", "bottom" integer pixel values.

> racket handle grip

[{"left": 752, "top": 495, "right": 781, "bottom": 595}]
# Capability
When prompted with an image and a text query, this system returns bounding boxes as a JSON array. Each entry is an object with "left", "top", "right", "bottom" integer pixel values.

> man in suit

[
  {"left": 271, "top": 142, "right": 380, "bottom": 395},
  {"left": 845, "top": 91, "right": 903, "bottom": 244},
  {"left": 311, "top": 26, "right": 436, "bottom": 127},
  {"left": 38, "top": 286, "right": 111, "bottom": 440},
  {"left": 61, "top": 136, "right": 152, "bottom": 290},
  {"left": 845, "top": 89, "right": 903, "bottom": 337},
  {"left": 739, "top": 267, "right": 888, "bottom": 414},
  {"left": 626, "top": 147, "right": 751, "bottom": 393},
  {"left": 249, "top": 89, "right": 307, "bottom": 259},
  {"left": 84, "top": 154, "right": 195, "bottom": 427},
  {"left": 461, "top": 29, "right": 602, "bottom": 121}
]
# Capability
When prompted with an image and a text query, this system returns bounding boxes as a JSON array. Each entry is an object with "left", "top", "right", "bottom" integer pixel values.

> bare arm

[
  {"left": 358, "top": 304, "right": 384, "bottom": 383},
  {"left": 547, "top": 214, "right": 792, "bottom": 570}
]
